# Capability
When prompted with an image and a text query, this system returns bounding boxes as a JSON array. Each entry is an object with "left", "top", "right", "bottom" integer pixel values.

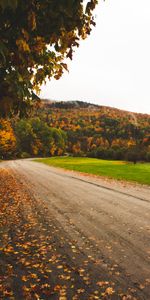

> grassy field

[{"left": 35, "top": 157, "right": 150, "bottom": 185}]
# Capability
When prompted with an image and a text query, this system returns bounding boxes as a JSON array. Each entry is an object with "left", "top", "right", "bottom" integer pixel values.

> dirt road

[{"left": 0, "top": 159, "right": 150, "bottom": 299}]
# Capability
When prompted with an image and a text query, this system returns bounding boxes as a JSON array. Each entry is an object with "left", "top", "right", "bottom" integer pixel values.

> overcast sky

[{"left": 40, "top": 0, "right": 150, "bottom": 114}]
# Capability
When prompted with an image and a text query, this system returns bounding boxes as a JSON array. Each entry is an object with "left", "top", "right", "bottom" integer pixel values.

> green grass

[{"left": 35, "top": 157, "right": 150, "bottom": 185}]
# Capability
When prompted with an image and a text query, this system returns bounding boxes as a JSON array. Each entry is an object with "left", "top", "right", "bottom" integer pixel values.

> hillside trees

[
  {"left": 0, "top": 0, "right": 97, "bottom": 115},
  {"left": 15, "top": 119, "right": 36, "bottom": 155},
  {"left": 15, "top": 118, "right": 67, "bottom": 157},
  {"left": 100, "top": 116, "right": 120, "bottom": 147},
  {"left": 38, "top": 102, "right": 150, "bottom": 162}
]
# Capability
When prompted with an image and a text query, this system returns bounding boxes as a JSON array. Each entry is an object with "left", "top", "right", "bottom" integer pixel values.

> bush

[
  {"left": 146, "top": 152, "right": 150, "bottom": 162},
  {"left": 96, "top": 147, "right": 106, "bottom": 159},
  {"left": 126, "top": 148, "right": 139, "bottom": 164},
  {"left": 20, "top": 152, "right": 30, "bottom": 159},
  {"left": 87, "top": 150, "right": 96, "bottom": 158}
]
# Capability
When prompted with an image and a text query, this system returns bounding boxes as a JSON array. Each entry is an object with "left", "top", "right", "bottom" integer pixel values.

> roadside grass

[{"left": 35, "top": 157, "right": 150, "bottom": 185}]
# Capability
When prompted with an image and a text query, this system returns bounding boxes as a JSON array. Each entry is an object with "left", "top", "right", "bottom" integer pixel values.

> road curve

[{"left": 0, "top": 159, "right": 150, "bottom": 299}]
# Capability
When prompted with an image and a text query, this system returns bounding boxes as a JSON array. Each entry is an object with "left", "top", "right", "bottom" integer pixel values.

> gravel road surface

[{"left": 0, "top": 159, "right": 150, "bottom": 300}]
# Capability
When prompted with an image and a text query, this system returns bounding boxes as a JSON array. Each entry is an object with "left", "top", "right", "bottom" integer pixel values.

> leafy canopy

[{"left": 0, "top": 0, "right": 98, "bottom": 115}]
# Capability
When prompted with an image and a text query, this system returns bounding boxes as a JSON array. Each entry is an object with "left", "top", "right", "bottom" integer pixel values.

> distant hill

[
  {"left": 40, "top": 99, "right": 100, "bottom": 109},
  {"left": 40, "top": 99, "right": 150, "bottom": 118},
  {"left": 32, "top": 98, "right": 150, "bottom": 162}
]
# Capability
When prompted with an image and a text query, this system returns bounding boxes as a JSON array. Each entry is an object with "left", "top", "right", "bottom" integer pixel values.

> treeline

[
  {"left": 0, "top": 118, "right": 66, "bottom": 159},
  {"left": 0, "top": 100, "right": 150, "bottom": 162},
  {"left": 38, "top": 100, "right": 150, "bottom": 162}
]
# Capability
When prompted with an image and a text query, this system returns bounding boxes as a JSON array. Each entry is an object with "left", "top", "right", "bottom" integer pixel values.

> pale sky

[{"left": 40, "top": 0, "right": 150, "bottom": 114}]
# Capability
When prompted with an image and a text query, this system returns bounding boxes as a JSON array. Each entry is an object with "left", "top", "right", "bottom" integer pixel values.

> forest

[{"left": 0, "top": 100, "right": 150, "bottom": 162}]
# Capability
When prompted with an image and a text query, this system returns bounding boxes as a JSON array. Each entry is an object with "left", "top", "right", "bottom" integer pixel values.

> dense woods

[{"left": 0, "top": 100, "right": 150, "bottom": 162}]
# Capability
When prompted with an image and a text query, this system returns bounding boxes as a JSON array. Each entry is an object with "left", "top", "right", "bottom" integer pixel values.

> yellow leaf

[
  {"left": 22, "top": 276, "right": 28, "bottom": 282},
  {"left": 105, "top": 287, "right": 115, "bottom": 295},
  {"left": 16, "top": 39, "right": 30, "bottom": 52}
]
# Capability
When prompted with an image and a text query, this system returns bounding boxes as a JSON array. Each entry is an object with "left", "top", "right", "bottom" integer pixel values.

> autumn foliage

[
  {"left": 0, "top": 118, "right": 16, "bottom": 158},
  {"left": 35, "top": 100, "right": 150, "bottom": 162},
  {"left": 0, "top": 101, "right": 150, "bottom": 162}
]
